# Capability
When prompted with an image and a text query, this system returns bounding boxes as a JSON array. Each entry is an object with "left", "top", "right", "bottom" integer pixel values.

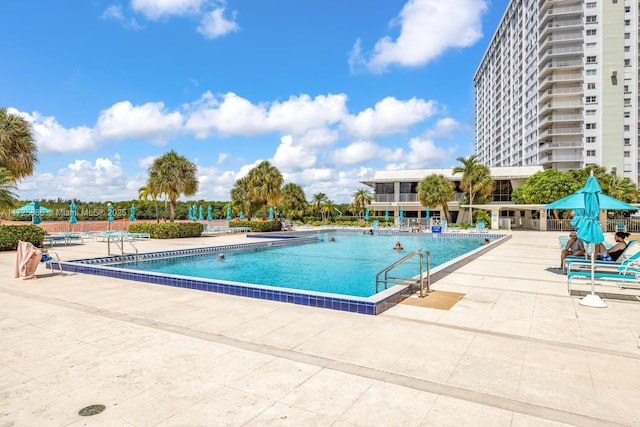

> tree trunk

[{"left": 170, "top": 199, "right": 176, "bottom": 222}]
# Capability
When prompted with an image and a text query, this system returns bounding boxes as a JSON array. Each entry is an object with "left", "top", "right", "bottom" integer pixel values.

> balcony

[
  {"left": 538, "top": 127, "right": 582, "bottom": 142},
  {"left": 539, "top": 140, "right": 583, "bottom": 153},
  {"left": 539, "top": 72, "right": 582, "bottom": 91},
  {"left": 538, "top": 100, "right": 583, "bottom": 116},
  {"left": 539, "top": 19, "right": 582, "bottom": 39},
  {"left": 539, "top": 46, "right": 583, "bottom": 64},
  {"left": 539, "top": 60, "right": 583, "bottom": 78},
  {"left": 539, "top": 6, "right": 583, "bottom": 30}
]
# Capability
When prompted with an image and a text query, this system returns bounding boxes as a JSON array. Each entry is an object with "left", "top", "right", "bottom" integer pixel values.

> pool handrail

[{"left": 375, "top": 248, "right": 431, "bottom": 297}]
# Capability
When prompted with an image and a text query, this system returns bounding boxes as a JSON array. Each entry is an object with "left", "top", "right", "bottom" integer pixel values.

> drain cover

[{"left": 78, "top": 404, "right": 106, "bottom": 416}]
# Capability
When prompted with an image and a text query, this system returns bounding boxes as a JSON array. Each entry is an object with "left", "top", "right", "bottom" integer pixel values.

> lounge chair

[
  {"left": 567, "top": 265, "right": 640, "bottom": 294},
  {"left": 565, "top": 250, "right": 640, "bottom": 275},
  {"left": 615, "top": 220, "right": 627, "bottom": 232},
  {"left": 563, "top": 240, "right": 637, "bottom": 273}
]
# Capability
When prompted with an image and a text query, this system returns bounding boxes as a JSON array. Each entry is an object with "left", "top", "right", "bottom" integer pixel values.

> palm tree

[
  {"left": 280, "top": 183, "right": 307, "bottom": 219},
  {"left": 231, "top": 176, "right": 254, "bottom": 219},
  {"left": 453, "top": 155, "right": 493, "bottom": 222},
  {"left": 138, "top": 185, "right": 161, "bottom": 223},
  {"left": 321, "top": 199, "right": 337, "bottom": 221},
  {"left": 351, "top": 188, "right": 373, "bottom": 219},
  {"left": 146, "top": 150, "right": 198, "bottom": 221},
  {"left": 417, "top": 174, "right": 455, "bottom": 223},
  {"left": 0, "top": 167, "right": 17, "bottom": 209},
  {"left": 0, "top": 108, "right": 38, "bottom": 180},
  {"left": 246, "top": 161, "right": 284, "bottom": 219},
  {"left": 604, "top": 175, "right": 638, "bottom": 203},
  {"left": 311, "top": 193, "right": 328, "bottom": 218}
]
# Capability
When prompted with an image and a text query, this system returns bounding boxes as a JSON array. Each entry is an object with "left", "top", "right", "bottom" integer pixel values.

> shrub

[
  {"left": 128, "top": 222, "right": 203, "bottom": 239},
  {"left": 0, "top": 225, "right": 47, "bottom": 251},
  {"left": 230, "top": 220, "right": 281, "bottom": 232}
]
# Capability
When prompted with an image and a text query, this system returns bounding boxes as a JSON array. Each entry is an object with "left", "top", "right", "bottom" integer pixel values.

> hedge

[
  {"left": 229, "top": 220, "right": 281, "bottom": 232},
  {"left": 0, "top": 225, "right": 47, "bottom": 251},
  {"left": 128, "top": 222, "right": 203, "bottom": 239}
]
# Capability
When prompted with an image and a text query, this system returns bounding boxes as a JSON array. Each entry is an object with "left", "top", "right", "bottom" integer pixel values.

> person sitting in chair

[
  {"left": 560, "top": 231, "right": 585, "bottom": 268},
  {"left": 595, "top": 231, "right": 630, "bottom": 262}
]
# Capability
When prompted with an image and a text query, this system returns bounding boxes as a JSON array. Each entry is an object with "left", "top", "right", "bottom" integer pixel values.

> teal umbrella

[
  {"left": 226, "top": 206, "right": 231, "bottom": 220},
  {"left": 426, "top": 207, "right": 430, "bottom": 220},
  {"left": 269, "top": 207, "right": 274, "bottom": 219},
  {"left": 384, "top": 208, "right": 389, "bottom": 222},
  {"left": 576, "top": 175, "right": 606, "bottom": 308},
  {"left": 364, "top": 207, "right": 369, "bottom": 221},
  {"left": 544, "top": 192, "right": 637, "bottom": 211},
  {"left": 69, "top": 201, "right": 78, "bottom": 230},
  {"left": 107, "top": 203, "right": 114, "bottom": 230},
  {"left": 129, "top": 204, "right": 136, "bottom": 222},
  {"left": 207, "top": 205, "right": 212, "bottom": 221},
  {"left": 198, "top": 205, "right": 204, "bottom": 221},
  {"left": 12, "top": 201, "right": 52, "bottom": 216},
  {"left": 570, "top": 208, "right": 584, "bottom": 231},
  {"left": 32, "top": 201, "right": 42, "bottom": 225},
  {"left": 187, "top": 206, "right": 192, "bottom": 220},
  {"left": 239, "top": 211, "right": 244, "bottom": 219},
  {"left": 399, "top": 207, "right": 404, "bottom": 221}
]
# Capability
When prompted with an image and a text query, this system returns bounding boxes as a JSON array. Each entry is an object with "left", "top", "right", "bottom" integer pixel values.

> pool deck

[{"left": 2, "top": 230, "right": 639, "bottom": 426}]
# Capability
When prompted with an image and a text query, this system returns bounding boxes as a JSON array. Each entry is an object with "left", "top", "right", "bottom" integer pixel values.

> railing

[
  {"left": 107, "top": 235, "right": 139, "bottom": 262},
  {"left": 376, "top": 249, "right": 431, "bottom": 297}
]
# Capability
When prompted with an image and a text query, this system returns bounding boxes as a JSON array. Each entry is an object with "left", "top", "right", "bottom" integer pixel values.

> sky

[{"left": 1, "top": 0, "right": 510, "bottom": 203}]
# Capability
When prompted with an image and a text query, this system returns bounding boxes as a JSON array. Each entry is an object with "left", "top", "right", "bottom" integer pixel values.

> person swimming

[{"left": 393, "top": 241, "right": 403, "bottom": 250}]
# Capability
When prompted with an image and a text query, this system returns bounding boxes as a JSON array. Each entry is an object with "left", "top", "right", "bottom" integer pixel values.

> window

[
  {"left": 586, "top": 42, "right": 596, "bottom": 48},
  {"left": 586, "top": 56, "right": 597, "bottom": 64},
  {"left": 624, "top": 85, "right": 630, "bottom": 93},
  {"left": 586, "top": 15, "right": 597, "bottom": 23},
  {"left": 587, "top": 83, "right": 596, "bottom": 89},
  {"left": 586, "top": 123, "right": 596, "bottom": 130},
  {"left": 586, "top": 150, "right": 596, "bottom": 157},
  {"left": 586, "top": 136, "right": 596, "bottom": 143},
  {"left": 625, "top": 6, "right": 631, "bottom": 13},
  {"left": 624, "top": 138, "right": 631, "bottom": 145},
  {"left": 624, "top": 151, "right": 630, "bottom": 158},
  {"left": 625, "top": 46, "right": 630, "bottom": 52},
  {"left": 586, "top": 29, "right": 597, "bottom": 36},
  {"left": 624, "top": 98, "right": 631, "bottom": 106},
  {"left": 625, "top": 19, "right": 630, "bottom": 26},
  {"left": 625, "top": 59, "right": 631, "bottom": 67},
  {"left": 625, "top": 33, "right": 630, "bottom": 39},
  {"left": 624, "top": 125, "right": 630, "bottom": 131},
  {"left": 375, "top": 183, "right": 394, "bottom": 195},
  {"left": 586, "top": 96, "right": 597, "bottom": 104},
  {"left": 624, "top": 111, "right": 630, "bottom": 118},
  {"left": 586, "top": 1, "right": 596, "bottom": 7},
  {"left": 586, "top": 109, "right": 596, "bottom": 116},
  {"left": 399, "top": 182, "right": 418, "bottom": 194},
  {"left": 586, "top": 69, "right": 597, "bottom": 76}
]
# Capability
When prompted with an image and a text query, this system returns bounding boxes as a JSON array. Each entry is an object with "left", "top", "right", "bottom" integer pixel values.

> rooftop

[
  {"left": 362, "top": 165, "right": 544, "bottom": 184},
  {"left": 2, "top": 230, "right": 639, "bottom": 425}
]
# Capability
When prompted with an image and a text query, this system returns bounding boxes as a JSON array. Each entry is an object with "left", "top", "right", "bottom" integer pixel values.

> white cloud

[
  {"left": 138, "top": 155, "right": 158, "bottom": 169},
  {"left": 100, "top": 5, "right": 144, "bottom": 30},
  {"left": 197, "top": 7, "right": 239, "bottom": 38},
  {"left": 96, "top": 101, "right": 183, "bottom": 143},
  {"left": 131, "top": 0, "right": 206, "bottom": 20},
  {"left": 297, "top": 128, "right": 339, "bottom": 149},
  {"left": 424, "top": 117, "right": 462, "bottom": 138},
  {"left": 8, "top": 108, "right": 96, "bottom": 153},
  {"left": 350, "top": 0, "right": 488, "bottom": 73},
  {"left": 342, "top": 97, "right": 437, "bottom": 138},
  {"left": 272, "top": 135, "right": 317, "bottom": 172},
  {"left": 17, "top": 156, "right": 142, "bottom": 202}
]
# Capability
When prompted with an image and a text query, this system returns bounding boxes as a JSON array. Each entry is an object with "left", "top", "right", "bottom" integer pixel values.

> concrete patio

[{"left": 1, "top": 230, "right": 639, "bottom": 426}]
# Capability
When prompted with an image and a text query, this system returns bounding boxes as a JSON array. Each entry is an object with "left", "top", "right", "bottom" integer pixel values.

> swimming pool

[
  {"left": 109, "top": 232, "right": 487, "bottom": 297},
  {"left": 54, "top": 230, "right": 508, "bottom": 315}
]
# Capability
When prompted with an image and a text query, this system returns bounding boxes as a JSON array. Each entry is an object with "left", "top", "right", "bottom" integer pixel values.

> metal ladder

[
  {"left": 107, "top": 235, "right": 139, "bottom": 263},
  {"left": 375, "top": 249, "right": 431, "bottom": 297}
]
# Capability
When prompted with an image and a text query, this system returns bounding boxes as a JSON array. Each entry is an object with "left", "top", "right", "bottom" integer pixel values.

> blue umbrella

[
  {"left": 269, "top": 207, "right": 274, "bottom": 219},
  {"left": 192, "top": 204, "right": 197, "bottom": 221},
  {"left": 129, "top": 204, "right": 136, "bottom": 222},
  {"left": 544, "top": 191, "right": 637, "bottom": 211},
  {"left": 570, "top": 208, "right": 584, "bottom": 231},
  {"left": 32, "top": 201, "right": 42, "bottom": 225},
  {"left": 399, "top": 206, "right": 404, "bottom": 221},
  {"left": 188, "top": 206, "right": 193, "bottom": 220},
  {"left": 12, "top": 201, "right": 52, "bottom": 216},
  {"left": 240, "top": 211, "right": 244, "bottom": 219},
  {"left": 426, "top": 207, "right": 430, "bottom": 220},
  {"left": 364, "top": 207, "right": 369, "bottom": 221},
  {"left": 576, "top": 175, "right": 606, "bottom": 308},
  {"left": 384, "top": 208, "right": 389, "bottom": 222},
  {"left": 107, "top": 203, "right": 114, "bottom": 230},
  {"left": 226, "top": 205, "right": 231, "bottom": 220},
  {"left": 207, "top": 205, "right": 213, "bottom": 221},
  {"left": 198, "top": 205, "right": 204, "bottom": 221},
  {"left": 69, "top": 201, "right": 78, "bottom": 230}
]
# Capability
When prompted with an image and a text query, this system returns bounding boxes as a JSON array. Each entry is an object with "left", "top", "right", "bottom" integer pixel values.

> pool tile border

[{"left": 52, "top": 232, "right": 508, "bottom": 315}]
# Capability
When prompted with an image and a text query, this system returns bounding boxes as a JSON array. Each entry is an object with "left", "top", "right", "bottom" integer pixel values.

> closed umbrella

[
  {"left": 384, "top": 208, "right": 389, "bottom": 222},
  {"left": 570, "top": 208, "right": 584, "bottom": 231},
  {"left": 269, "top": 207, "right": 274, "bottom": 219},
  {"left": 32, "top": 201, "right": 42, "bottom": 225},
  {"left": 576, "top": 175, "right": 607, "bottom": 308},
  {"left": 364, "top": 207, "right": 369, "bottom": 221},
  {"left": 198, "top": 205, "right": 204, "bottom": 221},
  {"left": 207, "top": 205, "right": 213, "bottom": 221},
  {"left": 107, "top": 203, "right": 114, "bottom": 230},
  {"left": 399, "top": 207, "right": 404, "bottom": 221},
  {"left": 240, "top": 211, "right": 244, "bottom": 219},
  {"left": 129, "top": 204, "right": 136, "bottom": 222},
  {"left": 69, "top": 201, "right": 78, "bottom": 231},
  {"left": 226, "top": 206, "right": 231, "bottom": 221}
]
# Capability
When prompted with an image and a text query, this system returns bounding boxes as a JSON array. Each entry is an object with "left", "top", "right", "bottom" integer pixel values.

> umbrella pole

[{"left": 579, "top": 244, "right": 607, "bottom": 308}]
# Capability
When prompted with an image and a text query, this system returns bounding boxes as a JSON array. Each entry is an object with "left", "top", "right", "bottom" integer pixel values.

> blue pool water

[{"left": 111, "top": 232, "right": 488, "bottom": 297}]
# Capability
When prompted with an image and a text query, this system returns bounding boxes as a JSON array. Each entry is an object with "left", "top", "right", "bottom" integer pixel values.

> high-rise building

[{"left": 474, "top": 0, "right": 638, "bottom": 183}]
